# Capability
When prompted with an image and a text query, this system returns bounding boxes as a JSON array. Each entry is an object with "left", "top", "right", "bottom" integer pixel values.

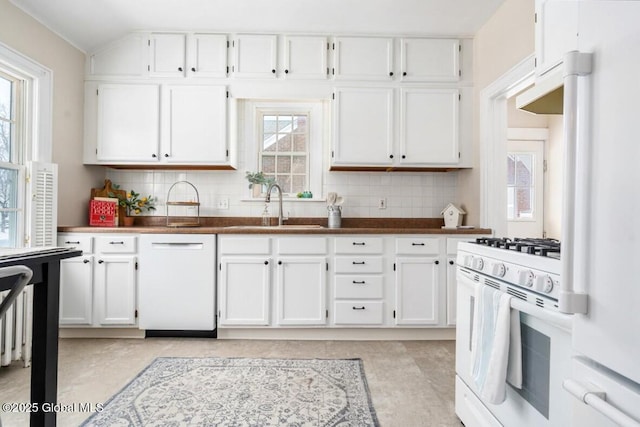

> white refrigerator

[{"left": 560, "top": 2, "right": 640, "bottom": 426}]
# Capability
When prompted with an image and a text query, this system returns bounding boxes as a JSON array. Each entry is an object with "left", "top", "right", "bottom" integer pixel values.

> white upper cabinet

[
  {"left": 162, "top": 85, "right": 228, "bottom": 164},
  {"left": 188, "top": 33, "right": 228, "bottom": 78},
  {"left": 96, "top": 83, "right": 160, "bottom": 163},
  {"left": 89, "top": 33, "right": 148, "bottom": 77},
  {"left": 332, "top": 87, "right": 394, "bottom": 166},
  {"left": 399, "top": 88, "right": 459, "bottom": 165},
  {"left": 332, "top": 37, "right": 394, "bottom": 80},
  {"left": 283, "top": 35, "right": 329, "bottom": 79},
  {"left": 232, "top": 34, "right": 278, "bottom": 78},
  {"left": 149, "top": 33, "right": 187, "bottom": 77},
  {"left": 535, "top": 0, "right": 579, "bottom": 76},
  {"left": 400, "top": 38, "right": 460, "bottom": 82}
]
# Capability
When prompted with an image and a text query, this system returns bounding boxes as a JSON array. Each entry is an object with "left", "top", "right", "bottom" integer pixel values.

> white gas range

[{"left": 454, "top": 237, "right": 574, "bottom": 427}]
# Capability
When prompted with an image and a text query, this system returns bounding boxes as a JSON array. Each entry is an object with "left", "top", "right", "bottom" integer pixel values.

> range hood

[{"left": 516, "top": 68, "right": 564, "bottom": 114}]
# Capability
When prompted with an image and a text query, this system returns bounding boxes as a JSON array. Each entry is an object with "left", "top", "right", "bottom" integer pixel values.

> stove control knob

[
  {"left": 538, "top": 275, "right": 554, "bottom": 293},
  {"left": 473, "top": 257, "right": 484, "bottom": 271},
  {"left": 518, "top": 270, "right": 535, "bottom": 287},
  {"left": 463, "top": 255, "right": 474, "bottom": 268},
  {"left": 492, "top": 263, "right": 506, "bottom": 277}
]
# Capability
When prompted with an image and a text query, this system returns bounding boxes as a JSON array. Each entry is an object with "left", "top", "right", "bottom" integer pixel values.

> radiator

[{"left": 0, "top": 285, "right": 33, "bottom": 367}]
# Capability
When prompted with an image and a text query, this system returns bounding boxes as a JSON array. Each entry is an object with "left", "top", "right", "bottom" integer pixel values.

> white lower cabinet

[
  {"left": 394, "top": 257, "right": 439, "bottom": 325},
  {"left": 94, "top": 256, "right": 137, "bottom": 325},
  {"left": 276, "top": 257, "right": 327, "bottom": 326},
  {"left": 57, "top": 233, "right": 138, "bottom": 328},
  {"left": 219, "top": 256, "right": 271, "bottom": 326}
]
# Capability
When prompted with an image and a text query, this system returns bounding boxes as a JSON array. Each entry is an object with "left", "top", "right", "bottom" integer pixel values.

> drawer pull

[
  {"left": 412, "top": 243, "right": 425, "bottom": 246},
  {"left": 65, "top": 241, "right": 80, "bottom": 244},
  {"left": 352, "top": 280, "right": 366, "bottom": 284},
  {"left": 352, "top": 242, "right": 366, "bottom": 246},
  {"left": 98, "top": 260, "right": 104, "bottom": 264},
  {"left": 352, "top": 306, "right": 366, "bottom": 310},
  {"left": 109, "top": 241, "right": 125, "bottom": 245},
  {"left": 352, "top": 261, "right": 365, "bottom": 265},
  {"left": 83, "top": 259, "right": 90, "bottom": 264}
]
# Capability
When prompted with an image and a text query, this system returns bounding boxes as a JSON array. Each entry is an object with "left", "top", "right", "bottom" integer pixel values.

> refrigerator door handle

[{"left": 563, "top": 379, "right": 640, "bottom": 427}]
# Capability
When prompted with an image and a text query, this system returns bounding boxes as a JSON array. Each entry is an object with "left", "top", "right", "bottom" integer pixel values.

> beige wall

[
  {"left": 458, "top": 0, "right": 536, "bottom": 226},
  {"left": 0, "top": 0, "right": 104, "bottom": 226}
]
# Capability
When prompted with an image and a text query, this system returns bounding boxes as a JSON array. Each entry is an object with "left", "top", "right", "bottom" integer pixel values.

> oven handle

[
  {"left": 456, "top": 268, "right": 573, "bottom": 333},
  {"left": 563, "top": 379, "right": 640, "bottom": 427}
]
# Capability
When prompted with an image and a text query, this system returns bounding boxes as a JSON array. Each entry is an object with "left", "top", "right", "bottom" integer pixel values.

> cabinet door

[
  {"left": 535, "top": 0, "right": 579, "bottom": 76},
  {"left": 394, "top": 257, "right": 439, "bottom": 325},
  {"left": 94, "top": 256, "right": 137, "bottom": 326},
  {"left": 218, "top": 257, "right": 271, "bottom": 326},
  {"left": 59, "top": 256, "right": 93, "bottom": 325},
  {"left": 149, "top": 33, "right": 187, "bottom": 77},
  {"left": 163, "top": 85, "right": 228, "bottom": 164},
  {"left": 283, "top": 35, "right": 328, "bottom": 79},
  {"left": 232, "top": 34, "right": 277, "bottom": 78},
  {"left": 332, "top": 87, "right": 394, "bottom": 166},
  {"left": 400, "top": 38, "right": 460, "bottom": 82},
  {"left": 446, "top": 257, "right": 457, "bottom": 326},
  {"left": 96, "top": 84, "right": 160, "bottom": 163},
  {"left": 399, "top": 88, "right": 459, "bottom": 165},
  {"left": 276, "top": 257, "right": 327, "bottom": 326},
  {"left": 333, "top": 37, "right": 394, "bottom": 80},
  {"left": 188, "top": 33, "right": 228, "bottom": 78},
  {"left": 89, "top": 33, "right": 147, "bottom": 77}
]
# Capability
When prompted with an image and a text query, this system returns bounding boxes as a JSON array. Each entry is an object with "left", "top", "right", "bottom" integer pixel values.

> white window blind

[{"left": 27, "top": 161, "right": 57, "bottom": 247}]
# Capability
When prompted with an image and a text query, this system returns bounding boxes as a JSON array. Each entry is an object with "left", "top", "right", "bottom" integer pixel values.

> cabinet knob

[
  {"left": 389, "top": 71, "right": 394, "bottom": 77},
  {"left": 178, "top": 67, "right": 183, "bottom": 72},
  {"left": 264, "top": 260, "right": 269, "bottom": 265},
  {"left": 98, "top": 260, "right": 104, "bottom": 264},
  {"left": 285, "top": 69, "right": 289, "bottom": 74},
  {"left": 402, "top": 155, "right": 406, "bottom": 159},
  {"left": 389, "top": 154, "right": 394, "bottom": 159},
  {"left": 449, "top": 260, "right": 455, "bottom": 265},
  {"left": 435, "top": 260, "right": 440, "bottom": 265},
  {"left": 164, "top": 153, "right": 169, "bottom": 158},
  {"left": 152, "top": 153, "right": 157, "bottom": 158},
  {"left": 403, "top": 71, "right": 407, "bottom": 76},
  {"left": 83, "top": 259, "right": 90, "bottom": 264},
  {"left": 191, "top": 67, "right": 196, "bottom": 72},
  {"left": 278, "top": 260, "right": 282, "bottom": 265},
  {"left": 272, "top": 69, "right": 276, "bottom": 74}
]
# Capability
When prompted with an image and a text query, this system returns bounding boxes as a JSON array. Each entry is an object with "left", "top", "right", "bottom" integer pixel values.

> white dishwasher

[{"left": 139, "top": 234, "right": 216, "bottom": 333}]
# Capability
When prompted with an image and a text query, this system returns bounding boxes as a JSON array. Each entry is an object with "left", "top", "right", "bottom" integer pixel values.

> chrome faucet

[{"left": 265, "top": 183, "right": 284, "bottom": 226}]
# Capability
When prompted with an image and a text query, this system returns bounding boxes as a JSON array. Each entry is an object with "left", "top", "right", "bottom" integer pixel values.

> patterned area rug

[{"left": 81, "top": 357, "right": 379, "bottom": 426}]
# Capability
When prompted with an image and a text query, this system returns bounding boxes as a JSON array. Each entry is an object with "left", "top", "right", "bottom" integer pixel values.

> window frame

[{"left": 244, "top": 100, "right": 325, "bottom": 200}]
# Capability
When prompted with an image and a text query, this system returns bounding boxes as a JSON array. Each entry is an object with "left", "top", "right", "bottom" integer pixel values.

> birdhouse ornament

[{"left": 441, "top": 203, "right": 466, "bottom": 229}]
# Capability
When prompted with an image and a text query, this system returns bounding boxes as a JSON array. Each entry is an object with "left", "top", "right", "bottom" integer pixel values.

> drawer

[
  {"left": 334, "top": 301, "right": 384, "bottom": 325},
  {"left": 334, "top": 276, "right": 383, "bottom": 299},
  {"left": 277, "top": 237, "right": 327, "bottom": 255},
  {"left": 334, "top": 237, "right": 383, "bottom": 254},
  {"left": 94, "top": 235, "right": 137, "bottom": 253},
  {"left": 334, "top": 256, "right": 384, "bottom": 274},
  {"left": 396, "top": 237, "right": 440, "bottom": 255},
  {"left": 57, "top": 234, "right": 92, "bottom": 253},
  {"left": 446, "top": 237, "right": 478, "bottom": 255},
  {"left": 219, "top": 237, "right": 271, "bottom": 255}
]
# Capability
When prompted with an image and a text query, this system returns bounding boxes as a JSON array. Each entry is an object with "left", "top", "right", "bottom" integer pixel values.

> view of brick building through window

[{"left": 507, "top": 153, "right": 534, "bottom": 220}]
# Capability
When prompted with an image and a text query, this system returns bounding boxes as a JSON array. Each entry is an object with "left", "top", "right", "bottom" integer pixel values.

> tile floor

[{"left": 0, "top": 338, "right": 461, "bottom": 426}]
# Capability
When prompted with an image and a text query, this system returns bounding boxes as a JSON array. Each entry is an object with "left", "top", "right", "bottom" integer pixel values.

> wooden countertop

[{"left": 58, "top": 217, "right": 492, "bottom": 235}]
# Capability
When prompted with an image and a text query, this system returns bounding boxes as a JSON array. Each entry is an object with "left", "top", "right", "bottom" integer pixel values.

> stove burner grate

[{"left": 474, "top": 237, "right": 561, "bottom": 257}]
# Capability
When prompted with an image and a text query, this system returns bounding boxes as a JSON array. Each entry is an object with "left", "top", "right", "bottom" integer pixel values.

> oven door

[{"left": 455, "top": 268, "right": 574, "bottom": 427}]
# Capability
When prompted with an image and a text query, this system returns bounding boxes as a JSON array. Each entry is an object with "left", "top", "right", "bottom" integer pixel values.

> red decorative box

[{"left": 89, "top": 199, "right": 117, "bottom": 227}]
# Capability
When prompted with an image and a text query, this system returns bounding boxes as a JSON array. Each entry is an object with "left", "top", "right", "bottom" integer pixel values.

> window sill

[{"left": 240, "top": 197, "right": 327, "bottom": 203}]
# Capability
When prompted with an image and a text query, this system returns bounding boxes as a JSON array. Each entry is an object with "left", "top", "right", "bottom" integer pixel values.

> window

[
  {"left": 0, "top": 71, "right": 23, "bottom": 247},
  {"left": 245, "top": 100, "right": 325, "bottom": 199},
  {"left": 259, "top": 113, "right": 309, "bottom": 195},
  {"left": 507, "top": 153, "right": 535, "bottom": 219}
]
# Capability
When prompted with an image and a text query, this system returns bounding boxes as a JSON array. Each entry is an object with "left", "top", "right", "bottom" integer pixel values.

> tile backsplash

[{"left": 105, "top": 168, "right": 458, "bottom": 219}]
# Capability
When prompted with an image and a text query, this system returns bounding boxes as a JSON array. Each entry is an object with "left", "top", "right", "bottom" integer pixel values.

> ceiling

[{"left": 9, "top": 0, "right": 505, "bottom": 53}]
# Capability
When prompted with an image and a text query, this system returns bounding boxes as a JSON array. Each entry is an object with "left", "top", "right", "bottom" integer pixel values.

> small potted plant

[
  {"left": 110, "top": 186, "right": 156, "bottom": 226},
  {"left": 245, "top": 171, "right": 276, "bottom": 197}
]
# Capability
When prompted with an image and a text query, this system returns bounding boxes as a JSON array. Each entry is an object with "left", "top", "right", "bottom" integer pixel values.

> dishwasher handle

[{"left": 150, "top": 242, "right": 205, "bottom": 250}]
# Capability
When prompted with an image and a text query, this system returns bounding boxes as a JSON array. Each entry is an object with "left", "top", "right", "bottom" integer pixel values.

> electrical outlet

[
  {"left": 217, "top": 198, "right": 229, "bottom": 210},
  {"left": 378, "top": 198, "right": 386, "bottom": 209}
]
